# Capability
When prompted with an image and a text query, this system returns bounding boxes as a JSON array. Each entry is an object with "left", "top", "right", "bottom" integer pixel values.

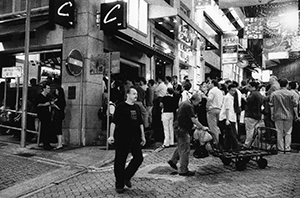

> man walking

[
  {"left": 243, "top": 81, "right": 264, "bottom": 148},
  {"left": 107, "top": 87, "right": 146, "bottom": 193},
  {"left": 206, "top": 79, "right": 223, "bottom": 142},
  {"left": 168, "top": 93, "right": 208, "bottom": 176},
  {"left": 270, "top": 78, "right": 299, "bottom": 152}
]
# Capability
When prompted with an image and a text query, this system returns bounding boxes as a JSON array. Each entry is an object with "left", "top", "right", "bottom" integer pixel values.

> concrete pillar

[{"left": 62, "top": 0, "right": 104, "bottom": 146}]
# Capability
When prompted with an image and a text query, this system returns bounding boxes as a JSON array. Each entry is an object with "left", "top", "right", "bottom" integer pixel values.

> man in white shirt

[
  {"left": 165, "top": 76, "right": 174, "bottom": 89},
  {"left": 205, "top": 79, "right": 224, "bottom": 142},
  {"left": 218, "top": 84, "right": 239, "bottom": 150},
  {"left": 154, "top": 76, "right": 167, "bottom": 99}
]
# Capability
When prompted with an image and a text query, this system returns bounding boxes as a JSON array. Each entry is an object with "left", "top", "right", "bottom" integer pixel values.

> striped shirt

[{"left": 269, "top": 88, "right": 297, "bottom": 121}]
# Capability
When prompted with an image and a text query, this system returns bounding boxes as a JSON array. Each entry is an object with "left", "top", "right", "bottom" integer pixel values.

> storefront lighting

[
  {"left": 158, "top": 21, "right": 163, "bottom": 24},
  {"left": 169, "top": 29, "right": 174, "bottom": 32}
]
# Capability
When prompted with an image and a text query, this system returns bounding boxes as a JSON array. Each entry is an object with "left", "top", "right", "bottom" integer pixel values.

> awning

[
  {"left": 0, "top": 20, "right": 48, "bottom": 41},
  {"left": 144, "top": 0, "right": 178, "bottom": 19}
]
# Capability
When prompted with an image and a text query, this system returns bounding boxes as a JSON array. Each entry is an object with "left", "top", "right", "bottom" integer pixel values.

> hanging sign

[
  {"left": 100, "top": 1, "right": 127, "bottom": 31},
  {"left": 49, "top": 0, "right": 75, "bottom": 28},
  {"left": 222, "top": 36, "right": 238, "bottom": 64},
  {"left": 2, "top": 67, "right": 22, "bottom": 78}
]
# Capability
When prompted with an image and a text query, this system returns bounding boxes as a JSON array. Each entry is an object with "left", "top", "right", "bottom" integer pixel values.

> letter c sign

[{"left": 100, "top": 1, "right": 127, "bottom": 31}]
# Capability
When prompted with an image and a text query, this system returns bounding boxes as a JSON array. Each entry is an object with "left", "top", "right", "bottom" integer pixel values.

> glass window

[
  {"left": 128, "top": 0, "right": 148, "bottom": 34},
  {"left": 0, "top": 0, "right": 48, "bottom": 15},
  {"left": 129, "top": 0, "right": 139, "bottom": 29},
  {"left": 0, "top": 0, "right": 13, "bottom": 15},
  {"left": 105, "top": 0, "right": 148, "bottom": 34},
  {"left": 139, "top": 0, "right": 148, "bottom": 34}
]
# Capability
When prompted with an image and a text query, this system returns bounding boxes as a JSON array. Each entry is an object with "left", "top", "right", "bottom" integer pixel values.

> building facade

[{"left": 0, "top": 0, "right": 243, "bottom": 146}]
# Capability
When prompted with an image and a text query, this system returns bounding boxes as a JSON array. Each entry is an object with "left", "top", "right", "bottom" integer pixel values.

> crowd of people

[{"left": 107, "top": 74, "right": 300, "bottom": 193}]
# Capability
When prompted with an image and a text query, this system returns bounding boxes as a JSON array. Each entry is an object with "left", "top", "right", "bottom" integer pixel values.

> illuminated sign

[
  {"left": 100, "top": 1, "right": 127, "bottom": 31},
  {"left": 49, "top": 0, "right": 75, "bottom": 28}
]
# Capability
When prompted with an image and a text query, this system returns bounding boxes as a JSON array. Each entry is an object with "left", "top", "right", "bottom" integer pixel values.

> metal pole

[
  {"left": 106, "top": 53, "right": 111, "bottom": 150},
  {"left": 3, "top": 79, "right": 7, "bottom": 108},
  {"left": 79, "top": 61, "right": 85, "bottom": 146},
  {"left": 21, "top": 0, "right": 31, "bottom": 148},
  {"left": 15, "top": 77, "right": 20, "bottom": 110}
]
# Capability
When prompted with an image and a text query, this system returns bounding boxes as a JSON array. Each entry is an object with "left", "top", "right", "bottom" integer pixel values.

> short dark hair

[
  {"left": 167, "top": 87, "right": 174, "bottom": 95},
  {"left": 126, "top": 86, "right": 137, "bottom": 94},
  {"left": 172, "top": 75, "right": 178, "bottom": 80},
  {"left": 165, "top": 76, "right": 172, "bottom": 82},
  {"left": 241, "top": 80, "right": 247, "bottom": 86},
  {"left": 279, "top": 78, "right": 289, "bottom": 88},
  {"left": 289, "top": 81, "right": 297, "bottom": 90},
  {"left": 183, "top": 82, "right": 192, "bottom": 91},
  {"left": 148, "top": 79, "right": 155, "bottom": 86},
  {"left": 227, "top": 84, "right": 236, "bottom": 91},
  {"left": 249, "top": 81, "right": 259, "bottom": 89},
  {"left": 140, "top": 77, "right": 147, "bottom": 84},
  {"left": 211, "top": 79, "right": 219, "bottom": 87},
  {"left": 232, "top": 81, "right": 239, "bottom": 87}
]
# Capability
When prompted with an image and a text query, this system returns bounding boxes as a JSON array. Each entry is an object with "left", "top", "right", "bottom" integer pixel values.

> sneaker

[
  {"left": 167, "top": 160, "right": 178, "bottom": 170},
  {"left": 124, "top": 179, "right": 132, "bottom": 188},
  {"left": 115, "top": 188, "right": 125, "bottom": 193},
  {"left": 179, "top": 171, "right": 195, "bottom": 176},
  {"left": 154, "top": 146, "right": 165, "bottom": 152}
]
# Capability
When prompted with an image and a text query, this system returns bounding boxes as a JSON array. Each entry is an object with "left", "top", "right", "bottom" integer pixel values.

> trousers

[{"left": 114, "top": 141, "right": 143, "bottom": 188}]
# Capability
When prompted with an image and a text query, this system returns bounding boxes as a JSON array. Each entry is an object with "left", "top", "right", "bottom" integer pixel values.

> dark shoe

[
  {"left": 179, "top": 171, "right": 195, "bottom": 176},
  {"left": 167, "top": 160, "right": 177, "bottom": 170},
  {"left": 43, "top": 145, "right": 54, "bottom": 150},
  {"left": 115, "top": 188, "right": 125, "bottom": 193},
  {"left": 124, "top": 179, "right": 132, "bottom": 188}
]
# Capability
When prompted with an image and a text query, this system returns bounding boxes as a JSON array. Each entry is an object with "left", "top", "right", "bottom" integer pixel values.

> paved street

[{"left": 22, "top": 147, "right": 300, "bottom": 198}]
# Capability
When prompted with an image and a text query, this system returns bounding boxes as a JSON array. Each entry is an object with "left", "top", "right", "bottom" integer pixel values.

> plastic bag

[{"left": 194, "top": 128, "right": 212, "bottom": 145}]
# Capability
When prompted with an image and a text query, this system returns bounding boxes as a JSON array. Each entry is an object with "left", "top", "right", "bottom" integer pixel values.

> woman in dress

[{"left": 52, "top": 87, "right": 66, "bottom": 149}]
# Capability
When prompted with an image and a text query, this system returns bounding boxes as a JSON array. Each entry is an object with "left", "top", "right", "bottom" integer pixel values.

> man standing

[
  {"left": 145, "top": 79, "right": 155, "bottom": 127},
  {"left": 218, "top": 84, "right": 239, "bottom": 150},
  {"left": 153, "top": 76, "right": 167, "bottom": 142},
  {"left": 168, "top": 93, "right": 208, "bottom": 176},
  {"left": 243, "top": 81, "right": 264, "bottom": 148},
  {"left": 270, "top": 78, "right": 298, "bottom": 152},
  {"left": 206, "top": 79, "right": 223, "bottom": 142},
  {"left": 107, "top": 87, "right": 146, "bottom": 193},
  {"left": 264, "top": 76, "right": 280, "bottom": 128},
  {"left": 36, "top": 84, "right": 55, "bottom": 150}
]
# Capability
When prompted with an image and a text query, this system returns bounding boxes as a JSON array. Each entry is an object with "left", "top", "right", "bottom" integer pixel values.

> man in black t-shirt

[
  {"left": 107, "top": 87, "right": 146, "bottom": 193},
  {"left": 167, "top": 93, "right": 208, "bottom": 176},
  {"left": 36, "top": 84, "right": 54, "bottom": 150}
]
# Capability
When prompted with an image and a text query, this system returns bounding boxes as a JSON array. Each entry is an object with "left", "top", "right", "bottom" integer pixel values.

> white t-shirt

[
  {"left": 207, "top": 87, "right": 224, "bottom": 110},
  {"left": 219, "top": 93, "right": 237, "bottom": 122}
]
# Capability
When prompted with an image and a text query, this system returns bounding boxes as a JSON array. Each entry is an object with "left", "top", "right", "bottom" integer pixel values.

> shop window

[
  {"left": 0, "top": 0, "right": 48, "bottom": 15},
  {"left": 105, "top": 0, "right": 148, "bottom": 34}
]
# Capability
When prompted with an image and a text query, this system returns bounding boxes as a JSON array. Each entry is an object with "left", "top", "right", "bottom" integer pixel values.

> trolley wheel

[
  {"left": 235, "top": 160, "right": 247, "bottom": 171},
  {"left": 221, "top": 157, "right": 231, "bottom": 166},
  {"left": 257, "top": 158, "right": 268, "bottom": 169},
  {"left": 243, "top": 156, "right": 251, "bottom": 163}
]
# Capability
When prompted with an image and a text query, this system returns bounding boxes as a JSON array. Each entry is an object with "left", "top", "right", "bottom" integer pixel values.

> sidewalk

[{"left": 0, "top": 139, "right": 116, "bottom": 198}]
